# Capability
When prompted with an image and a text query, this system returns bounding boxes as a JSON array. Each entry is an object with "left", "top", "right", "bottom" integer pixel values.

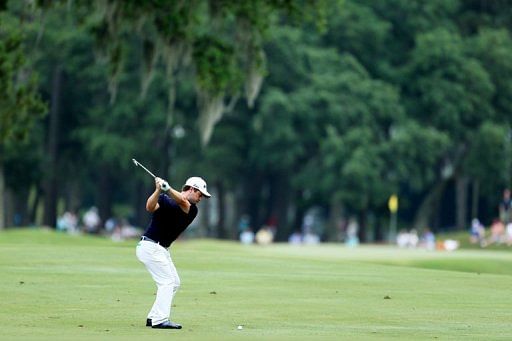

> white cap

[{"left": 184, "top": 177, "right": 211, "bottom": 198}]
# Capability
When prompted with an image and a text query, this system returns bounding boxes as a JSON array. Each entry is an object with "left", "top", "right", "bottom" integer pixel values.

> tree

[
  {"left": 0, "top": 10, "right": 47, "bottom": 229},
  {"left": 464, "top": 29, "right": 512, "bottom": 221},
  {"left": 4, "top": 0, "right": 512, "bottom": 240},
  {"left": 464, "top": 122, "right": 511, "bottom": 220},
  {"left": 313, "top": 55, "right": 405, "bottom": 241},
  {"left": 61, "top": 0, "right": 331, "bottom": 147},
  {"left": 403, "top": 28, "right": 495, "bottom": 229}
]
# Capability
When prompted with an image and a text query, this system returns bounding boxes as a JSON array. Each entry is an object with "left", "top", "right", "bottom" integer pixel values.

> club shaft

[
  {"left": 132, "top": 159, "right": 156, "bottom": 178},
  {"left": 139, "top": 165, "right": 156, "bottom": 178}
]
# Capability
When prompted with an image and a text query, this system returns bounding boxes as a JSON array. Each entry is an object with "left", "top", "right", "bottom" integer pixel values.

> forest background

[{"left": 1, "top": 0, "right": 511, "bottom": 242}]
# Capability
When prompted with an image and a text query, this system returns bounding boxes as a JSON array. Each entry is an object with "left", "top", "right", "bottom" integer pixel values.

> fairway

[{"left": 1, "top": 229, "right": 512, "bottom": 340}]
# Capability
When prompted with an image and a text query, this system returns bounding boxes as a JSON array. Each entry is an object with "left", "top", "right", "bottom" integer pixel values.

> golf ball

[{"left": 237, "top": 325, "right": 243, "bottom": 330}]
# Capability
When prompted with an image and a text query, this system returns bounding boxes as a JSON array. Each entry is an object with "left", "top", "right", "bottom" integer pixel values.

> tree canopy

[{"left": 1, "top": 0, "right": 511, "bottom": 242}]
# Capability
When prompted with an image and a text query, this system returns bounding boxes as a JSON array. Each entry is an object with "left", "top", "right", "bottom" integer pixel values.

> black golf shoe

[
  {"left": 146, "top": 318, "right": 151, "bottom": 327},
  {"left": 152, "top": 320, "right": 182, "bottom": 329}
]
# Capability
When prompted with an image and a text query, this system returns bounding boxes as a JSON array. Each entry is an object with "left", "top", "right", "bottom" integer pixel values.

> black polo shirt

[{"left": 143, "top": 194, "right": 198, "bottom": 248}]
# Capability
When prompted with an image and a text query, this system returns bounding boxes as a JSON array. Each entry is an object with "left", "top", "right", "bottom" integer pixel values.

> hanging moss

[
  {"left": 234, "top": 16, "right": 266, "bottom": 108},
  {"left": 192, "top": 34, "right": 244, "bottom": 145},
  {"left": 88, "top": 17, "right": 110, "bottom": 62},
  {"left": 196, "top": 88, "right": 225, "bottom": 146},
  {"left": 245, "top": 49, "right": 265, "bottom": 108},
  {"left": 139, "top": 38, "right": 158, "bottom": 100},
  {"left": 33, "top": 0, "right": 329, "bottom": 146},
  {"left": 165, "top": 82, "right": 176, "bottom": 127},
  {"left": 107, "top": 42, "right": 123, "bottom": 104}
]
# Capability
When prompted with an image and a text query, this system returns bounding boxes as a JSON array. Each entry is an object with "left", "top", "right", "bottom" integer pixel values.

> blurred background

[{"left": 1, "top": 0, "right": 511, "bottom": 245}]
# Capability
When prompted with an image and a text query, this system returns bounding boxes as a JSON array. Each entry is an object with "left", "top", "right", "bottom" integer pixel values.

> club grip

[{"left": 161, "top": 182, "right": 170, "bottom": 191}]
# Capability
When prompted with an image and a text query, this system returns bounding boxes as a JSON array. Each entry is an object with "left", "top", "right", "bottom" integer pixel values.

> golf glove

[{"left": 160, "top": 181, "right": 170, "bottom": 191}]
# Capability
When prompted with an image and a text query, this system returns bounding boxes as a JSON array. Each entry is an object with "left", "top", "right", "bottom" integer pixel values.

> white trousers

[{"left": 136, "top": 240, "right": 180, "bottom": 326}]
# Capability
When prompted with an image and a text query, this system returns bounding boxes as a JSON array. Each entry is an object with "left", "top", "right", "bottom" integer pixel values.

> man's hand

[
  {"left": 161, "top": 181, "right": 170, "bottom": 191},
  {"left": 155, "top": 177, "right": 170, "bottom": 192}
]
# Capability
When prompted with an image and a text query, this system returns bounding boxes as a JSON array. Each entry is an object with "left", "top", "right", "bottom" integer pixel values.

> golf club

[
  {"left": 132, "top": 158, "right": 157, "bottom": 178},
  {"left": 132, "top": 158, "right": 170, "bottom": 191}
]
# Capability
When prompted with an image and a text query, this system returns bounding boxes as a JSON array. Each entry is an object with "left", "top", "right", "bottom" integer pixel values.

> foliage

[
  {"left": 0, "top": 14, "right": 47, "bottom": 148},
  {"left": 58, "top": 0, "right": 332, "bottom": 145},
  {"left": 2, "top": 0, "right": 512, "bottom": 239},
  {"left": 464, "top": 122, "right": 511, "bottom": 196},
  {"left": 405, "top": 28, "right": 495, "bottom": 134},
  {"left": 469, "top": 28, "right": 512, "bottom": 121}
]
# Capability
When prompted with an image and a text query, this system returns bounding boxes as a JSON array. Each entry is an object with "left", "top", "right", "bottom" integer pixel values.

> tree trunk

[
  {"left": 97, "top": 168, "right": 112, "bottom": 231},
  {"left": 374, "top": 215, "right": 383, "bottom": 242},
  {"left": 471, "top": 179, "right": 480, "bottom": 220},
  {"left": 290, "top": 188, "right": 307, "bottom": 238},
  {"left": 326, "top": 197, "right": 344, "bottom": 242},
  {"left": 4, "top": 189, "right": 14, "bottom": 227},
  {"left": 270, "top": 173, "right": 290, "bottom": 242},
  {"left": 43, "top": 65, "right": 62, "bottom": 228},
  {"left": 413, "top": 179, "right": 449, "bottom": 230},
  {"left": 224, "top": 190, "right": 237, "bottom": 239},
  {"left": 216, "top": 182, "right": 228, "bottom": 239},
  {"left": 246, "top": 173, "right": 264, "bottom": 232},
  {"left": 0, "top": 161, "right": 4, "bottom": 229},
  {"left": 61, "top": 179, "right": 78, "bottom": 213},
  {"left": 17, "top": 190, "right": 30, "bottom": 225},
  {"left": 29, "top": 186, "right": 41, "bottom": 226},
  {"left": 358, "top": 209, "right": 367, "bottom": 242},
  {"left": 198, "top": 198, "right": 210, "bottom": 237},
  {"left": 455, "top": 175, "right": 469, "bottom": 230}
]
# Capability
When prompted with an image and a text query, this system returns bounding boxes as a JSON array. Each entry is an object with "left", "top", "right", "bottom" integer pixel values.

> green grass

[{"left": 1, "top": 228, "right": 512, "bottom": 340}]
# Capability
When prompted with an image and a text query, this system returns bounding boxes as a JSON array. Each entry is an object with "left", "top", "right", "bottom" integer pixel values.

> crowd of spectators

[
  {"left": 469, "top": 189, "right": 512, "bottom": 248},
  {"left": 57, "top": 206, "right": 141, "bottom": 241},
  {"left": 56, "top": 187, "right": 512, "bottom": 248}
]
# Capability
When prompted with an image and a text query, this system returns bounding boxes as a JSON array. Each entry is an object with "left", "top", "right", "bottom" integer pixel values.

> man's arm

[
  {"left": 146, "top": 178, "right": 162, "bottom": 212},
  {"left": 164, "top": 185, "right": 191, "bottom": 214}
]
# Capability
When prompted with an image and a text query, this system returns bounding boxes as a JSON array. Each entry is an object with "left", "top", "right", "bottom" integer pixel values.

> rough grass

[{"left": 1, "top": 228, "right": 512, "bottom": 340}]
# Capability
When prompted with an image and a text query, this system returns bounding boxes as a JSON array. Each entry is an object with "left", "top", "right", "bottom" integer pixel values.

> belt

[{"left": 140, "top": 236, "right": 168, "bottom": 249}]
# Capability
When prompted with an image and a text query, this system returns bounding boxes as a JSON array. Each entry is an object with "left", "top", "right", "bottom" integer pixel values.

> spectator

[
  {"left": 117, "top": 218, "right": 140, "bottom": 240},
  {"left": 83, "top": 206, "right": 100, "bottom": 234},
  {"left": 487, "top": 218, "right": 505, "bottom": 245},
  {"left": 266, "top": 216, "right": 278, "bottom": 237},
  {"left": 506, "top": 223, "right": 512, "bottom": 246},
  {"left": 396, "top": 229, "right": 419, "bottom": 248},
  {"left": 239, "top": 227, "right": 255, "bottom": 245},
  {"left": 396, "top": 229, "right": 410, "bottom": 248},
  {"left": 499, "top": 188, "right": 512, "bottom": 225},
  {"left": 255, "top": 226, "right": 273, "bottom": 245},
  {"left": 408, "top": 229, "right": 419, "bottom": 248},
  {"left": 238, "top": 215, "right": 251, "bottom": 234},
  {"left": 104, "top": 217, "right": 118, "bottom": 234},
  {"left": 443, "top": 239, "right": 460, "bottom": 252},
  {"left": 106, "top": 217, "right": 124, "bottom": 241},
  {"left": 345, "top": 217, "right": 359, "bottom": 247},
  {"left": 57, "top": 211, "right": 78, "bottom": 234},
  {"left": 469, "top": 218, "right": 486, "bottom": 247},
  {"left": 303, "top": 228, "right": 320, "bottom": 245},
  {"left": 420, "top": 228, "right": 436, "bottom": 250},
  {"left": 288, "top": 230, "right": 303, "bottom": 245}
]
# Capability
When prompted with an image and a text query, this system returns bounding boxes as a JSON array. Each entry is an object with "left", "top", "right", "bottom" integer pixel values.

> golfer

[{"left": 136, "top": 176, "right": 211, "bottom": 329}]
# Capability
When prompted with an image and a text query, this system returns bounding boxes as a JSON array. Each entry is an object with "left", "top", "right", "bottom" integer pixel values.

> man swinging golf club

[{"left": 136, "top": 174, "right": 211, "bottom": 329}]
